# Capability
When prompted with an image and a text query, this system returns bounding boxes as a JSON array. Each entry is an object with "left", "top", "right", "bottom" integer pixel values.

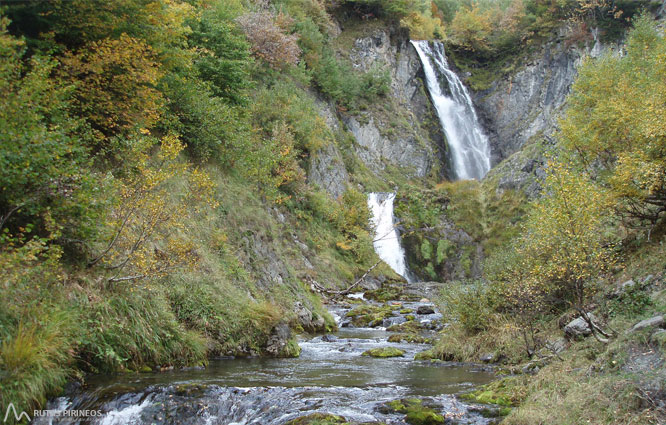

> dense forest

[{"left": 1, "top": 0, "right": 665, "bottom": 424}]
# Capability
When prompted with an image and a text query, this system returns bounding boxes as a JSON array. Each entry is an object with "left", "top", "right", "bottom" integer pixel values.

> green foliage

[
  {"left": 439, "top": 280, "right": 495, "bottom": 334},
  {"left": 560, "top": 14, "right": 666, "bottom": 230},
  {"left": 607, "top": 283, "right": 653, "bottom": 318},
  {"left": 0, "top": 20, "right": 102, "bottom": 247},
  {"left": 342, "top": 0, "right": 445, "bottom": 39},
  {"left": 313, "top": 50, "right": 391, "bottom": 112},
  {"left": 78, "top": 289, "right": 206, "bottom": 372},
  {"left": 189, "top": 8, "right": 252, "bottom": 104}
]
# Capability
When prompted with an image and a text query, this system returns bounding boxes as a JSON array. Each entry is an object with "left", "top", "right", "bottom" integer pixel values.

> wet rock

[
  {"left": 321, "top": 334, "right": 337, "bottom": 342},
  {"left": 285, "top": 412, "right": 347, "bottom": 425},
  {"left": 628, "top": 315, "right": 665, "bottom": 333},
  {"left": 295, "top": 302, "right": 313, "bottom": 327},
  {"left": 378, "top": 398, "right": 445, "bottom": 424},
  {"left": 362, "top": 347, "right": 405, "bottom": 358},
  {"left": 416, "top": 305, "right": 436, "bottom": 315},
  {"left": 479, "top": 353, "right": 496, "bottom": 363},
  {"left": 265, "top": 322, "right": 292, "bottom": 357}
]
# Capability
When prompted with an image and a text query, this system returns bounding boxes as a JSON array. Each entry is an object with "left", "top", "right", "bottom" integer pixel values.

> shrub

[{"left": 236, "top": 9, "right": 301, "bottom": 70}]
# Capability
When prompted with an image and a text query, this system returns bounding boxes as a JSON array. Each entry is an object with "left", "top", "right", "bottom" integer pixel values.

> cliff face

[
  {"left": 307, "top": 22, "right": 449, "bottom": 197},
  {"left": 471, "top": 28, "right": 621, "bottom": 197}
]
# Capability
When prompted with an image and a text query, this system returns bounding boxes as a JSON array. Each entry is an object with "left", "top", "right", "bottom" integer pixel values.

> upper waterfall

[
  {"left": 367, "top": 193, "right": 413, "bottom": 283},
  {"left": 411, "top": 40, "right": 491, "bottom": 180}
]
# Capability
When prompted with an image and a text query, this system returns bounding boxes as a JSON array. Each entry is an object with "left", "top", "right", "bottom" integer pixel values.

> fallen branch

[{"left": 309, "top": 261, "right": 381, "bottom": 296}]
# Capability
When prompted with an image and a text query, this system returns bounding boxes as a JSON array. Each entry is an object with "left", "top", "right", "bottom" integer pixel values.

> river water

[{"left": 36, "top": 301, "right": 496, "bottom": 425}]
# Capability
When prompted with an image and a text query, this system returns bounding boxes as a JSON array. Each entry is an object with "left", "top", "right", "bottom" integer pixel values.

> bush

[
  {"left": 439, "top": 281, "right": 496, "bottom": 334},
  {"left": 236, "top": 9, "right": 301, "bottom": 70}
]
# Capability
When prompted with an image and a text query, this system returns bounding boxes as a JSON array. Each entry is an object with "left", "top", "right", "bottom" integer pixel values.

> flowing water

[
  {"left": 36, "top": 302, "right": 496, "bottom": 425},
  {"left": 411, "top": 40, "right": 491, "bottom": 181},
  {"left": 367, "top": 193, "right": 413, "bottom": 283}
]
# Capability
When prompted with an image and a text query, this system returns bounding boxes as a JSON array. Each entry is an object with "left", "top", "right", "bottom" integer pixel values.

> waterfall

[
  {"left": 367, "top": 193, "right": 413, "bottom": 283},
  {"left": 411, "top": 40, "right": 491, "bottom": 180}
]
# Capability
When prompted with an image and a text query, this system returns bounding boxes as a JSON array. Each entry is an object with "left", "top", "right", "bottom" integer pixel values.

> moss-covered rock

[
  {"left": 346, "top": 304, "right": 393, "bottom": 327},
  {"left": 414, "top": 349, "right": 436, "bottom": 361},
  {"left": 388, "top": 333, "right": 432, "bottom": 344},
  {"left": 387, "top": 320, "right": 423, "bottom": 333},
  {"left": 362, "top": 347, "right": 405, "bottom": 357},
  {"left": 380, "top": 399, "right": 445, "bottom": 425},
  {"left": 284, "top": 412, "right": 348, "bottom": 425}
]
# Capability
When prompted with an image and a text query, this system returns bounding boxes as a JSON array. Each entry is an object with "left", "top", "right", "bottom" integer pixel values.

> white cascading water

[
  {"left": 367, "top": 193, "right": 413, "bottom": 283},
  {"left": 411, "top": 40, "right": 491, "bottom": 180}
]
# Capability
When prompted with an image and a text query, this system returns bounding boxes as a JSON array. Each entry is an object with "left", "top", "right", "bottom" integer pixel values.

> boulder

[
  {"left": 416, "top": 305, "right": 436, "bottom": 315},
  {"left": 265, "top": 322, "right": 291, "bottom": 357},
  {"left": 480, "top": 353, "right": 496, "bottom": 363},
  {"left": 628, "top": 315, "right": 665, "bottom": 333},
  {"left": 563, "top": 314, "right": 598, "bottom": 339}
]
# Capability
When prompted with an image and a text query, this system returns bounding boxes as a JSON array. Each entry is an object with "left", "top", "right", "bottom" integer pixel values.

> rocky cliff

[
  {"left": 471, "top": 27, "right": 622, "bottom": 197},
  {"left": 307, "top": 19, "right": 450, "bottom": 199}
]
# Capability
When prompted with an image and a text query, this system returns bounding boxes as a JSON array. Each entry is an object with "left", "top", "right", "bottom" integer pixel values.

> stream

[{"left": 35, "top": 301, "right": 497, "bottom": 425}]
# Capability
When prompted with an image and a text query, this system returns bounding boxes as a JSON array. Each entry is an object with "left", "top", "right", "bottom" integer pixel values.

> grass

[{"left": 0, "top": 166, "right": 384, "bottom": 419}]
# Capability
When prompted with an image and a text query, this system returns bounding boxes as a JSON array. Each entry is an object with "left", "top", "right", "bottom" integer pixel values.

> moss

[
  {"left": 382, "top": 399, "right": 445, "bottom": 425},
  {"left": 414, "top": 350, "right": 436, "bottom": 361},
  {"left": 399, "top": 308, "right": 413, "bottom": 314},
  {"left": 285, "top": 412, "right": 348, "bottom": 425},
  {"left": 346, "top": 304, "right": 393, "bottom": 327},
  {"left": 362, "top": 347, "right": 405, "bottom": 358},
  {"left": 364, "top": 282, "right": 407, "bottom": 302},
  {"left": 462, "top": 390, "right": 512, "bottom": 407},
  {"left": 387, "top": 321, "right": 423, "bottom": 333},
  {"left": 279, "top": 339, "right": 302, "bottom": 358},
  {"left": 388, "top": 334, "right": 432, "bottom": 344}
]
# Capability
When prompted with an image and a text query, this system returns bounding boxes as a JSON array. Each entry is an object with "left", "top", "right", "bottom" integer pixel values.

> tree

[
  {"left": 449, "top": 5, "right": 493, "bottom": 53},
  {"left": 58, "top": 34, "right": 164, "bottom": 148},
  {"left": 236, "top": 9, "right": 301, "bottom": 70},
  {"left": 495, "top": 161, "right": 617, "bottom": 343},
  {"left": 189, "top": 8, "right": 253, "bottom": 104},
  {"left": 89, "top": 134, "right": 218, "bottom": 283},
  {"left": 0, "top": 18, "right": 101, "bottom": 247},
  {"left": 560, "top": 14, "right": 666, "bottom": 230}
]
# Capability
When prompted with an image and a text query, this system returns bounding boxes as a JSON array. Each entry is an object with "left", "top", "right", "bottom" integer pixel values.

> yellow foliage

[
  {"left": 59, "top": 33, "right": 164, "bottom": 143},
  {"left": 91, "top": 134, "right": 217, "bottom": 283}
]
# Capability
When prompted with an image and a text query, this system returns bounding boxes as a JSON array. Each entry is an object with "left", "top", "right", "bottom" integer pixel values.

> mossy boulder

[
  {"left": 346, "top": 304, "right": 393, "bottom": 327},
  {"left": 380, "top": 399, "right": 445, "bottom": 424},
  {"left": 388, "top": 333, "right": 432, "bottom": 344},
  {"left": 362, "top": 347, "right": 405, "bottom": 358},
  {"left": 414, "top": 349, "right": 436, "bottom": 361},
  {"left": 461, "top": 389, "right": 512, "bottom": 407},
  {"left": 285, "top": 413, "right": 348, "bottom": 425},
  {"left": 387, "top": 320, "right": 423, "bottom": 333}
]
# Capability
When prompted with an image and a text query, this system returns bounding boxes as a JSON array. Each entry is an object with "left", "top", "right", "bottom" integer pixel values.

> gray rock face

[
  {"left": 308, "top": 142, "right": 349, "bottom": 199},
  {"left": 472, "top": 27, "right": 621, "bottom": 194},
  {"left": 343, "top": 29, "right": 447, "bottom": 178},
  {"left": 629, "top": 315, "right": 665, "bottom": 333},
  {"left": 344, "top": 115, "right": 432, "bottom": 178},
  {"left": 474, "top": 40, "right": 581, "bottom": 164},
  {"left": 265, "top": 322, "right": 292, "bottom": 357}
]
